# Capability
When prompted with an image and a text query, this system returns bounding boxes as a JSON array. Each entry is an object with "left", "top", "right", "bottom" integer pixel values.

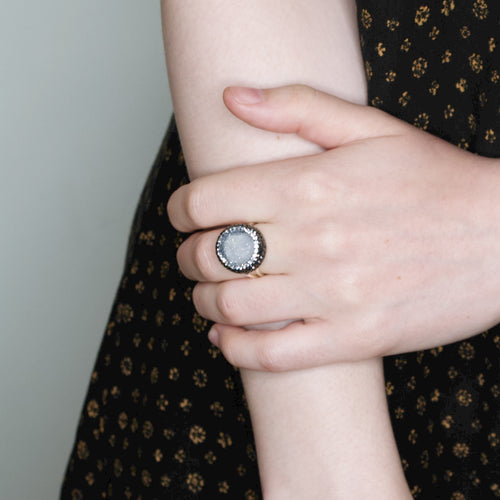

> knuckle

[
  {"left": 215, "top": 283, "right": 242, "bottom": 324},
  {"left": 256, "top": 339, "right": 286, "bottom": 372},
  {"left": 308, "top": 223, "right": 344, "bottom": 259},
  {"left": 191, "top": 284, "right": 206, "bottom": 317},
  {"left": 294, "top": 165, "right": 332, "bottom": 206},
  {"left": 218, "top": 335, "right": 238, "bottom": 367},
  {"left": 192, "top": 235, "right": 217, "bottom": 281},
  {"left": 183, "top": 181, "right": 206, "bottom": 228}
]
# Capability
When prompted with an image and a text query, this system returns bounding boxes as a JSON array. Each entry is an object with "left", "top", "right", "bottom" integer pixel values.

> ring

[{"left": 216, "top": 224, "right": 266, "bottom": 274}]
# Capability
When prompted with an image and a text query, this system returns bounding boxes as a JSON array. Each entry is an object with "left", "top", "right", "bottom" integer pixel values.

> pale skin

[{"left": 162, "top": 1, "right": 418, "bottom": 498}]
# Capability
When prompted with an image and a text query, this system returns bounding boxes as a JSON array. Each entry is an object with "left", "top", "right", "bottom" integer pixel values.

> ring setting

[{"left": 216, "top": 224, "right": 266, "bottom": 274}]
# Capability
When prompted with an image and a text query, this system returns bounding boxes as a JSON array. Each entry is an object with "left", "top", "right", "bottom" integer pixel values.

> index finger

[{"left": 167, "top": 157, "right": 297, "bottom": 233}]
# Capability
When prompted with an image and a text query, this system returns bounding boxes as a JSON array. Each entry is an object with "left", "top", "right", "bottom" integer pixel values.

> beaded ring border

[{"left": 216, "top": 224, "right": 266, "bottom": 274}]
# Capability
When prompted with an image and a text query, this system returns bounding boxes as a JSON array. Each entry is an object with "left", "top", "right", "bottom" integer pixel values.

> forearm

[{"left": 161, "top": 1, "right": 409, "bottom": 497}]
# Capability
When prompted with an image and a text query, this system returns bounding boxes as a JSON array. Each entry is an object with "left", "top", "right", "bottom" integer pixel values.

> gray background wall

[{"left": 0, "top": 1, "right": 172, "bottom": 498}]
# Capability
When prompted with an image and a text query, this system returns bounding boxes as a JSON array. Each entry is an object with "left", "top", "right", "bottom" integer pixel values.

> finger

[
  {"left": 208, "top": 319, "right": 336, "bottom": 372},
  {"left": 193, "top": 275, "right": 317, "bottom": 326},
  {"left": 223, "top": 84, "right": 407, "bottom": 149},
  {"left": 177, "top": 224, "right": 289, "bottom": 282},
  {"left": 167, "top": 158, "right": 293, "bottom": 233}
]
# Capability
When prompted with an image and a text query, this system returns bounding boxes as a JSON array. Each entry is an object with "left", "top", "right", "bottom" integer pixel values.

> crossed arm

[
  {"left": 161, "top": 1, "right": 416, "bottom": 498},
  {"left": 162, "top": 0, "right": 500, "bottom": 497}
]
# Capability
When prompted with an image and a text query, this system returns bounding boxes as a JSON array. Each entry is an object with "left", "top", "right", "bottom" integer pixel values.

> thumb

[{"left": 223, "top": 84, "right": 405, "bottom": 149}]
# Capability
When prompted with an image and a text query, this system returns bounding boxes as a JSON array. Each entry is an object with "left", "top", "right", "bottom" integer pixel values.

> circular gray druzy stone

[{"left": 216, "top": 224, "right": 265, "bottom": 273}]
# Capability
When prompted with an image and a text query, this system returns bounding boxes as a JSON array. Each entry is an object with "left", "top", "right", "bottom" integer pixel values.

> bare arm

[{"left": 161, "top": 2, "right": 410, "bottom": 498}]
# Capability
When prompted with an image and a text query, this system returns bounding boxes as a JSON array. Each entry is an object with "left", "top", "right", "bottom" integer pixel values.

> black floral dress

[{"left": 60, "top": 1, "right": 500, "bottom": 498}]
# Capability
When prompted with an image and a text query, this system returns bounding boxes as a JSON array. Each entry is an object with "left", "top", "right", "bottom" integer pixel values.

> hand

[{"left": 167, "top": 84, "right": 500, "bottom": 371}]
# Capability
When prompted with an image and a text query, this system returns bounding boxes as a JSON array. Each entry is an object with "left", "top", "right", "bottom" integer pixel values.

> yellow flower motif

[
  {"left": 160, "top": 260, "right": 170, "bottom": 278},
  {"left": 142, "top": 420, "right": 154, "bottom": 439},
  {"left": 179, "top": 398, "right": 193, "bottom": 412},
  {"left": 180, "top": 339, "right": 191, "bottom": 356},
  {"left": 428, "top": 81, "right": 440, "bottom": 95},
  {"left": 360, "top": 8, "right": 372, "bottom": 29},
  {"left": 420, "top": 450, "right": 430, "bottom": 468},
  {"left": 174, "top": 448, "right": 187, "bottom": 463},
  {"left": 395, "top": 407, "right": 405, "bottom": 419},
  {"left": 444, "top": 104, "right": 455, "bottom": 119},
  {"left": 245, "top": 490, "right": 259, "bottom": 500},
  {"left": 155, "top": 309, "right": 165, "bottom": 326},
  {"left": 441, "top": 0, "right": 455, "bottom": 16},
  {"left": 120, "top": 356, "right": 133, "bottom": 376},
  {"left": 408, "top": 429, "right": 418, "bottom": 445},
  {"left": 441, "top": 49, "right": 452, "bottom": 63},
  {"left": 169, "top": 367, "right": 180, "bottom": 381},
  {"left": 193, "top": 312, "right": 208, "bottom": 333},
  {"left": 116, "top": 303, "right": 134, "bottom": 323},
  {"left": 451, "top": 492, "right": 466, "bottom": 500},
  {"left": 386, "top": 18, "right": 400, "bottom": 31},
  {"left": 400, "top": 38, "right": 411, "bottom": 52},
  {"left": 189, "top": 425, "right": 207, "bottom": 444},
  {"left": 156, "top": 394, "right": 169, "bottom": 411},
  {"left": 412, "top": 57, "right": 428, "bottom": 78},
  {"left": 385, "top": 70, "right": 397, "bottom": 83},
  {"left": 485, "top": 129, "right": 497, "bottom": 143},
  {"left": 456, "top": 389, "right": 473, "bottom": 407},
  {"left": 160, "top": 474, "right": 171, "bottom": 488},
  {"left": 186, "top": 472, "right": 205, "bottom": 493},
  {"left": 76, "top": 440, "right": 89, "bottom": 460},
  {"left": 118, "top": 411, "right": 128, "bottom": 430},
  {"left": 386, "top": 381, "right": 395, "bottom": 396},
  {"left": 139, "top": 230, "right": 155, "bottom": 246},
  {"left": 468, "top": 114, "right": 477, "bottom": 132},
  {"left": 416, "top": 396, "right": 427, "bottom": 415},
  {"left": 429, "top": 26, "right": 440, "bottom": 40},
  {"left": 86, "top": 399, "right": 99, "bottom": 418},
  {"left": 442, "top": 415, "right": 455, "bottom": 429},
  {"left": 210, "top": 401, "right": 224, "bottom": 417},
  {"left": 469, "top": 53, "right": 484, "bottom": 73},
  {"left": 163, "top": 428, "right": 175, "bottom": 440},
  {"left": 219, "top": 481, "right": 230, "bottom": 494},
  {"left": 488, "top": 432, "right": 499, "bottom": 447},
  {"left": 472, "top": 0, "right": 489, "bottom": 20},
  {"left": 414, "top": 113, "right": 430, "bottom": 130},
  {"left": 142, "top": 469, "right": 152, "bottom": 487},
  {"left": 154, "top": 449, "right": 164, "bottom": 462},
  {"left": 431, "top": 389, "right": 440, "bottom": 402},
  {"left": 460, "top": 25, "right": 471, "bottom": 39},
  {"left": 205, "top": 451, "right": 217, "bottom": 464},
  {"left": 489, "top": 37, "right": 496, "bottom": 52},
  {"left": 193, "top": 369, "right": 208, "bottom": 388},
  {"left": 455, "top": 78, "right": 468, "bottom": 93},
  {"left": 491, "top": 69, "right": 500, "bottom": 83},
  {"left": 415, "top": 5, "right": 430, "bottom": 26},
  {"left": 453, "top": 443, "right": 470, "bottom": 459},
  {"left": 458, "top": 341, "right": 475, "bottom": 359},
  {"left": 376, "top": 42, "right": 386, "bottom": 56},
  {"left": 217, "top": 432, "right": 233, "bottom": 449}
]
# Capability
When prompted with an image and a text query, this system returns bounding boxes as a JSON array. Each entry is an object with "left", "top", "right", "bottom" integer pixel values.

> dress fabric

[{"left": 60, "top": 1, "right": 500, "bottom": 499}]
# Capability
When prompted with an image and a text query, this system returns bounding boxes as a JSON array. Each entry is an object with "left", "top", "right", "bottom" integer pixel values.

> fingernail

[
  {"left": 208, "top": 326, "right": 220, "bottom": 347},
  {"left": 230, "top": 87, "right": 264, "bottom": 105}
]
